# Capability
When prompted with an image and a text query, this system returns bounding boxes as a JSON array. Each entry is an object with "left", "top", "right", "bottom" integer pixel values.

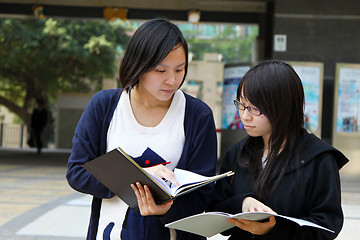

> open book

[
  {"left": 146, "top": 168, "right": 234, "bottom": 197},
  {"left": 83, "top": 147, "right": 234, "bottom": 210},
  {"left": 165, "top": 211, "right": 334, "bottom": 237}
]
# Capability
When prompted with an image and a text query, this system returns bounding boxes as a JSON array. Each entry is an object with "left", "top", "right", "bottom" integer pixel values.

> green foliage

[
  {"left": 0, "top": 18, "right": 131, "bottom": 123},
  {"left": 183, "top": 24, "right": 258, "bottom": 63}
]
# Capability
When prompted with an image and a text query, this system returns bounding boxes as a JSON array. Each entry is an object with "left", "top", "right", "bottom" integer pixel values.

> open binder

[{"left": 83, "top": 147, "right": 234, "bottom": 210}]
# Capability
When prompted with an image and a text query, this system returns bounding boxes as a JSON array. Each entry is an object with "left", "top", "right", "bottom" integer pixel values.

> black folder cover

[{"left": 83, "top": 147, "right": 171, "bottom": 210}]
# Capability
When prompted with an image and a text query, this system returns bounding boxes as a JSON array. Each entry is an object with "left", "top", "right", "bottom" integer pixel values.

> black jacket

[{"left": 210, "top": 129, "right": 348, "bottom": 240}]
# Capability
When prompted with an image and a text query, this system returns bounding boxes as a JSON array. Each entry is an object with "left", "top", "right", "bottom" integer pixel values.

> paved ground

[{"left": 0, "top": 147, "right": 359, "bottom": 240}]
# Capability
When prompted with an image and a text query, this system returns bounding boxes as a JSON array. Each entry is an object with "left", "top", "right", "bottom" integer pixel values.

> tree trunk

[{"left": 0, "top": 95, "right": 31, "bottom": 125}]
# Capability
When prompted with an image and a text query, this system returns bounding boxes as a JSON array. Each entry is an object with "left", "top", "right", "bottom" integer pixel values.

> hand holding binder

[{"left": 83, "top": 147, "right": 234, "bottom": 210}]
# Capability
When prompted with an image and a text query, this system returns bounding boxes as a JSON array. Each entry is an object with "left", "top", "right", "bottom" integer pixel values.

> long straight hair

[
  {"left": 119, "top": 18, "right": 188, "bottom": 92},
  {"left": 236, "top": 60, "right": 305, "bottom": 200}
]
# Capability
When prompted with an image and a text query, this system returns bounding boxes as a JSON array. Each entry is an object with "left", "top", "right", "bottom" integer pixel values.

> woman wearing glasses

[
  {"left": 66, "top": 18, "right": 217, "bottom": 240},
  {"left": 209, "top": 60, "right": 348, "bottom": 240}
]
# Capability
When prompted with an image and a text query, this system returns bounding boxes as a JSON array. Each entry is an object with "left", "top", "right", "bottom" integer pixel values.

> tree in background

[
  {"left": 183, "top": 24, "right": 258, "bottom": 63},
  {"left": 0, "top": 18, "right": 131, "bottom": 126},
  {"left": 0, "top": 19, "right": 257, "bottom": 127}
]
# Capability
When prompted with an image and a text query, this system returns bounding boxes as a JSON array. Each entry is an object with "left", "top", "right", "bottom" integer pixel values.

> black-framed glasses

[{"left": 233, "top": 99, "right": 263, "bottom": 116}]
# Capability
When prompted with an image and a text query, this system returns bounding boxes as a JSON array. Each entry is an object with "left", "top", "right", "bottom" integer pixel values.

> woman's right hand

[{"left": 131, "top": 182, "right": 173, "bottom": 216}]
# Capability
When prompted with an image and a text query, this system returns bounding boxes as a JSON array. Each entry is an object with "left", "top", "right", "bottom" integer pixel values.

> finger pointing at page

[{"left": 145, "top": 165, "right": 180, "bottom": 186}]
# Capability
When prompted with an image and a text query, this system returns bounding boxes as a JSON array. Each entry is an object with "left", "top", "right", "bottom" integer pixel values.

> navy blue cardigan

[{"left": 66, "top": 89, "right": 217, "bottom": 239}]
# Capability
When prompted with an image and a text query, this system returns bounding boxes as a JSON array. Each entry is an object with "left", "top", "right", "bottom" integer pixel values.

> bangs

[{"left": 237, "top": 70, "right": 265, "bottom": 109}]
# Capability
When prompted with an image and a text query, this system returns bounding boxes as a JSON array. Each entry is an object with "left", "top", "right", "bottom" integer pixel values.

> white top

[
  {"left": 106, "top": 89, "right": 185, "bottom": 170},
  {"left": 97, "top": 89, "right": 186, "bottom": 239}
]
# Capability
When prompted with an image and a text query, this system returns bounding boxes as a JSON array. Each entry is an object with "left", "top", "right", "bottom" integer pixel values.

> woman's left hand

[
  {"left": 228, "top": 216, "right": 276, "bottom": 235},
  {"left": 131, "top": 182, "right": 173, "bottom": 216}
]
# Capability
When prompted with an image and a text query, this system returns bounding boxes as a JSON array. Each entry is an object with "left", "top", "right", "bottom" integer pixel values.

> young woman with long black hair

[
  {"left": 210, "top": 60, "right": 348, "bottom": 240},
  {"left": 66, "top": 18, "right": 217, "bottom": 240}
]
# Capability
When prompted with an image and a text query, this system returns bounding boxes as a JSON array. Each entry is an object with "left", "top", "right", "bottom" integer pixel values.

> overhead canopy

[
  {"left": 0, "top": 0, "right": 274, "bottom": 58},
  {"left": 0, "top": 0, "right": 271, "bottom": 23}
]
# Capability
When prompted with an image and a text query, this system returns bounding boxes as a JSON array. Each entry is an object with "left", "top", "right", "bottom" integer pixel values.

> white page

[
  {"left": 278, "top": 215, "right": 334, "bottom": 232},
  {"left": 232, "top": 212, "right": 334, "bottom": 232},
  {"left": 166, "top": 212, "right": 234, "bottom": 237},
  {"left": 172, "top": 169, "right": 233, "bottom": 195},
  {"left": 174, "top": 168, "right": 213, "bottom": 185},
  {"left": 144, "top": 168, "right": 233, "bottom": 197},
  {"left": 143, "top": 169, "right": 172, "bottom": 194},
  {"left": 166, "top": 211, "right": 334, "bottom": 237},
  {"left": 143, "top": 168, "right": 202, "bottom": 196},
  {"left": 143, "top": 168, "right": 198, "bottom": 196}
]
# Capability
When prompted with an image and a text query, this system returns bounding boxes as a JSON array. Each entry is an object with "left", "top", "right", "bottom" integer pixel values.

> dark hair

[
  {"left": 119, "top": 18, "right": 188, "bottom": 92},
  {"left": 236, "top": 60, "right": 305, "bottom": 199}
]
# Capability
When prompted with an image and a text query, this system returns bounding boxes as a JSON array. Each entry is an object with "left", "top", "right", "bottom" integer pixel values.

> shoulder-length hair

[
  {"left": 236, "top": 60, "right": 305, "bottom": 199},
  {"left": 119, "top": 18, "right": 188, "bottom": 92}
]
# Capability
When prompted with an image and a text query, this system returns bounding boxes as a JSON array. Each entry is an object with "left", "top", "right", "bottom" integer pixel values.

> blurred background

[{"left": 0, "top": 1, "right": 360, "bottom": 239}]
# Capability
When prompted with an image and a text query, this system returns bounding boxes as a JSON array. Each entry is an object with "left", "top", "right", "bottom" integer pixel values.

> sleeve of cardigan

[
  {"left": 258, "top": 154, "right": 343, "bottom": 240},
  {"left": 66, "top": 91, "right": 114, "bottom": 199},
  {"left": 158, "top": 98, "right": 218, "bottom": 225}
]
